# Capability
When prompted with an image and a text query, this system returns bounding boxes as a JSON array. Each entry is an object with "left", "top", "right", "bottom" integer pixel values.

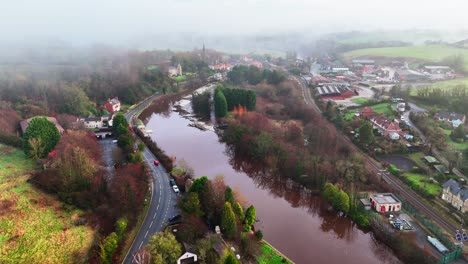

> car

[
  {"left": 400, "top": 116, "right": 406, "bottom": 121},
  {"left": 172, "top": 185, "right": 180, "bottom": 193},
  {"left": 153, "top": 160, "right": 159, "bottom": 166},
  {"left": 169, "top": 178, "right": 176, "bottom": 186},
  {"left": 168, "top": 214, "right": 181, "bottom": 223}
]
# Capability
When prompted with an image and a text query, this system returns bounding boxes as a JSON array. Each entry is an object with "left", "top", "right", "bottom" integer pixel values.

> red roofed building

[
  {"left": 359, "top": 107, "right": 376, "bottom": 119},
  {"left": 370, "top": 114, "right": 402, "bottom": 138},
  {"left": 103, "top": 97, "right": 121, "bottom": 113}
]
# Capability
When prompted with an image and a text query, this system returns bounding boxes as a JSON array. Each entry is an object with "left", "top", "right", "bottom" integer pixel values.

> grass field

[
  {"left": 407, "top": 152, "right": 430, "bottom": 171},
  {"left": 0, "top": 145, "right": 34, "bottom": 181},
  {"left": 351, "top": 97, "right": 369, "bottom": 105},
  {"left": 370, "top": 103, "right": 395, "bottom": 118},
  {"left": 442, "top": 129, "right": 468, "bottom": 150},
  {"left": 403, "top": 172, "right": 441, "bottom": 196},
  {"left": 256, "top": 242, "right": 292, "bottom": 264},
  {"left": 0, "top": 144, "right": 95, "bottom": 263},
  {"left": 344, "top": 45, "right": 468, "bottom": 70}
]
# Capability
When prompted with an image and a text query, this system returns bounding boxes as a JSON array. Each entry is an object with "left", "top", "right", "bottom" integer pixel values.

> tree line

[
  {"left": 213, "top": 85, "right": 256, "bottom": 118},
  {"left": 227, "top": 65, "right": 286, "bottom": 85}
]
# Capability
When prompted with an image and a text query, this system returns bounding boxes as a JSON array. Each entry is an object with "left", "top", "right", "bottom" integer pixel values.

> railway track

[{"left": 294, "top": 75, "right": 459, "bottom": 235}]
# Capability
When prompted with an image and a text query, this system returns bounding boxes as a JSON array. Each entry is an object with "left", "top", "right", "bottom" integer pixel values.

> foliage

[
  {"left": 221, "top": 202, "right": 238, "bottom": 238},
  {"left": 177, "top": 215, "right": 208, "bottom": 244},
  {"left": 451, "top": 124, "right": 466, "bottom": 141},
  {"left": 255, "top": 230, "right": 263, "bottom": 240},
  {"left": 214, "top": 88, "right": 228, "bottom": 118},
  {"left": 100, "top": 232, "right": 119, "bottom": 264},
  {"left": 135, "top": 128, "right": 174, "bottom": 171},
  {"left": 225, "top": 187, "right": 235, "bottom": 206},
  {"left": 23, "top": 117, "right": 60, "bottom": 158},
  {"left": 244, "top": 205, "right": 256, "bottom": 230},
  {"left": 323, "top": 183, "right": 350, "bottom": 214},
  {"left": 112, "top": 113, "right": 129, "bottom": 137},
  {"left": 359, "top": 121, "right": 374, "bottom": 145},
  {"left": 116, "top": 217, "right": 128, "bottom": 241},
  {"left": 189, "top": 176, "right": 209, "bottom": 193},
  {"left": 147, "top": 230, "right": 182, "bottom": 264},
  {"left": 221, "top": 251, "right": 239, "bottom": 264},
  {"left": 191, "top": 90, "right": 211, "bottom": 119},
  {"left": 233, "top": 202, "right": 244, "bottom": 221},
  {"left": 217, "top": 85, "right": 256, "bottom": 111},
  {"left": 388, "top": 164, "right": 401, "bottom": 176},
  {"left": 178, "top": 192, "right": 204, "bottom": 217}
]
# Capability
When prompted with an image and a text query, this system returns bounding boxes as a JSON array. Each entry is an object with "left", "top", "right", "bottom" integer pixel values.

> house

[
  {"left": 441, "top": 179, "right": 468, "bottom": 212},
  {"left": 177, "top": 252, "right": 197, "bottom": 264},
  {"left": 352, "top": 59, "right": 375, "bottom": 67},
  {"left": 424, "top": 66, "right": 451, "bottom": 74},
  {"left": 369, "top": 193, "right": 402, "bottom": 213},
  {"left": 103, "top": 97, "right": 121, "bottom": 113},
  {"left": 81, "top": 117, "right": 102, "bottom": 129},
  {"left": 358, "top": 107, "right": 376, "bottom": 119},
  {"left": 397, "top": 103, "right": 406, "bottom": 112},
  {"left": 390, "top": 132, "right": 400, "bottom": 140},
  {"left": 19, "top": 116, "right": 65, "bottom": 136},
  {"left": 435, "top": 111, "right": 466, "bottom": 128},
  {"left": 370, "top": 114, "right": 402, "bottom": 138}
]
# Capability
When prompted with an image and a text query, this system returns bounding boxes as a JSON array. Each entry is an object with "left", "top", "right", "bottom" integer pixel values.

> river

[{"left": 143, "top": 89, "right": 402, "bottom": 264}]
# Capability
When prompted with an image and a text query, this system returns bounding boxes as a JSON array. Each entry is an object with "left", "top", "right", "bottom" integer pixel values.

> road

[
  {"left": 122, "top": 94, "right": 179, "bottom": 264},
  {"left": 292, "top": 75, "right": 459, "bottom": 235}
]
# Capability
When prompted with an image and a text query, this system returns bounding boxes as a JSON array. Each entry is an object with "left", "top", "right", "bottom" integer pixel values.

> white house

[{"left": 177, "top": 252, "right": 197, "bottom": 264}]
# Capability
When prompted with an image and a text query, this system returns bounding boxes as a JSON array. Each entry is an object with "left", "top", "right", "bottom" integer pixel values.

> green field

[
  {"left": 0, "top": 144, "right": 95, "bottom": 263},
  {"left": 403, "top": 173, "right": 441, "bottom": 196},
  {"left": 256, "top": 242, "right": 292, "bottom": 264},
  {"left": 351, "top": 97, "right": 369, "bottom": 105},
  {"left": 0, "top": 144, "right": 34, "bottom": 181},
  {"left": 370, "top": 103, "right": 395, "bottom": 118},
  {"left": 442, "top": 129, "right": 468, "bottom": 150},
  {"left": 344, "top": 45, "right": 468, "bottom": 70}
]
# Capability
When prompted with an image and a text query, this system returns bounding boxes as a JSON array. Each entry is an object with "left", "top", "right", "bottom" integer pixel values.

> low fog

[{"left": 1, "top": 0, "right": 467, "bottom": 53}]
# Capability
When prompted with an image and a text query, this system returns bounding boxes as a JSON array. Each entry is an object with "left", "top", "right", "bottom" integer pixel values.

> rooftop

[{"left": 371, "top": 193, "right": 401, "bottom": 204}]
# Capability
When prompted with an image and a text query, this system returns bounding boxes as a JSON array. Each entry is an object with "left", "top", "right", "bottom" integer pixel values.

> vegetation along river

[{"left": 143, "top": 88, "right": 402, "bottom": 264}]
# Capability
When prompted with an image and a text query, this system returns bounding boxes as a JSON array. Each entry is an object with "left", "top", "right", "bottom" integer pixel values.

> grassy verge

[
  {"left": 403, "top": 172, "right": 441, "bottom": 196},
  {"left": 0, "top": 144, "right": 95, "bottom": 263},
  {"left": 351, "top": 97, "right": 369, "bottom": 105},
  {"left": 370, "top": 103, "right": 395, "bottom": 118},
  {"left": 256, "top": 241, "right": 293, "bottom": 264}
]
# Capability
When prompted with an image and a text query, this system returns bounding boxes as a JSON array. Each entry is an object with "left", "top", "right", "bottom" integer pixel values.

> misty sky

[{"left": 2, "top": 0, "right": 467, "bottom": 44}]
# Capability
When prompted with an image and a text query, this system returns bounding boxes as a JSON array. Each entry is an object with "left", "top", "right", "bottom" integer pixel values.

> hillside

[
  {"left": 344, "top": 45, "right": 468, "bottom": 70},
  {"left": 0, "top": 144, "right": 95, "bottom": 263}
]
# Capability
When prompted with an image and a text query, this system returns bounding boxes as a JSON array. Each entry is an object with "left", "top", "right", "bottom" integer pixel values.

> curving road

[
  {"left": 122, "top": 94, "right": 179, "bottom": 264},
  {"left": 292, "top": 75, "right": 459, "bottom": 235}
]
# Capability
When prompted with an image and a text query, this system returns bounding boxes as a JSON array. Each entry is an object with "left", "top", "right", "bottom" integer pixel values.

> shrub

[{"left": 255, "top": 230, "right": 263, "bottom": 240}]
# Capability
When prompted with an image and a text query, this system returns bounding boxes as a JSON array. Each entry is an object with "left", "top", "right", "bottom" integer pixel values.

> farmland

[
  {"left": 0, "top": 144, "right": 95, "bottom": 263},
  {"left": 344, "top": 45, "right": 468, "bottom": 70}
]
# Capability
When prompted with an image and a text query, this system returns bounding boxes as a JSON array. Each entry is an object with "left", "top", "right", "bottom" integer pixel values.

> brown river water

[{"left": 143, "top": 91, "right": 402, "bottom": 264}]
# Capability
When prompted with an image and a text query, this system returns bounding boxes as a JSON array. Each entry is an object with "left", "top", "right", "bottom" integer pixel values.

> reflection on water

[{"left": 144, "top": 91, "right": 401, "bottom": 264}]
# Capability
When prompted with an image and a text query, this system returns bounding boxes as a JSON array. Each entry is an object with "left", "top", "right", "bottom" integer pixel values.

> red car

[{"left": 153, "top": 160, "right": 159, "bottom": 166}]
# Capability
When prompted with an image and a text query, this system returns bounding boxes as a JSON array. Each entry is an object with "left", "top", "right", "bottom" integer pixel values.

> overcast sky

[{"left": 1, "top": 0, "right": 467, "bottom": 45}]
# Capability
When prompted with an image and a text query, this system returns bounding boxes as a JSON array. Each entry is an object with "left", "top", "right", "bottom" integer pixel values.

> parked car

[
  {"left": 168, "top": 214, "right": 181, "bottom": 224},
  {"left": 169, "top": 178, "right": 176, "bottom": 186},
  {"left": 400, "top": 116, "right": 406, "bottom": 121},
  {"left": 172, "top": 185, "right": 180, "bottom": 193},
  {"left": 153, "top": 160, "right": 159, "bottom": 166}
]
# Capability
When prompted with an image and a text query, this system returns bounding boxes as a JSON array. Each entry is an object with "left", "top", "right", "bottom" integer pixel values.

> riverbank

[{"left": 143, "top": 87, "right": 402, "bottom": 264}]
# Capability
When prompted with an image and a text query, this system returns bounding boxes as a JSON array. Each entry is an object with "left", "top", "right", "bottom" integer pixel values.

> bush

[
  {"left": 388, "top": 164, "right": 400, "bottom": 176},
  {"left": 255, "top": 230, "right": 263, "bottom": 240}
]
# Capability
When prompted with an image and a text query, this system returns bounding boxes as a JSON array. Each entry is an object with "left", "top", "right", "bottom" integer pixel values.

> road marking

[
  {"left": 138, "top": 241, "right": 143, "bottom": 249},
  {"left": 144, "top": 230, "right": 149, "bottom": 238},
  {"left": 149, "top": 220, "right": 154, "bottom": 228},
  {"left": 153, "top": 211, "right": 157, "bottom": 218}
]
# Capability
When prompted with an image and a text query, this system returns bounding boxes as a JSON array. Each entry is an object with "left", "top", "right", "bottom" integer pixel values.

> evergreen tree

[
  {"left": 225, "top": 187, "right": 235, "bottom": 206},
  {"left": 23, "top": 117, "right": 60, "bottom": 158},
  {"left": 214, "top": 89, "right": 228, "bottom": 118},
  {"left": 112, "top": 113, "right": 129, "bottom": 137},
  {"left": 244, "top": 205, "right": 256, "bottom": 228},
  {"left": 221, "top": 202, "right": 237, "bottom": 238},
  {"left": 233, "top": 202, "right": 244, "bottom": 221}
]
